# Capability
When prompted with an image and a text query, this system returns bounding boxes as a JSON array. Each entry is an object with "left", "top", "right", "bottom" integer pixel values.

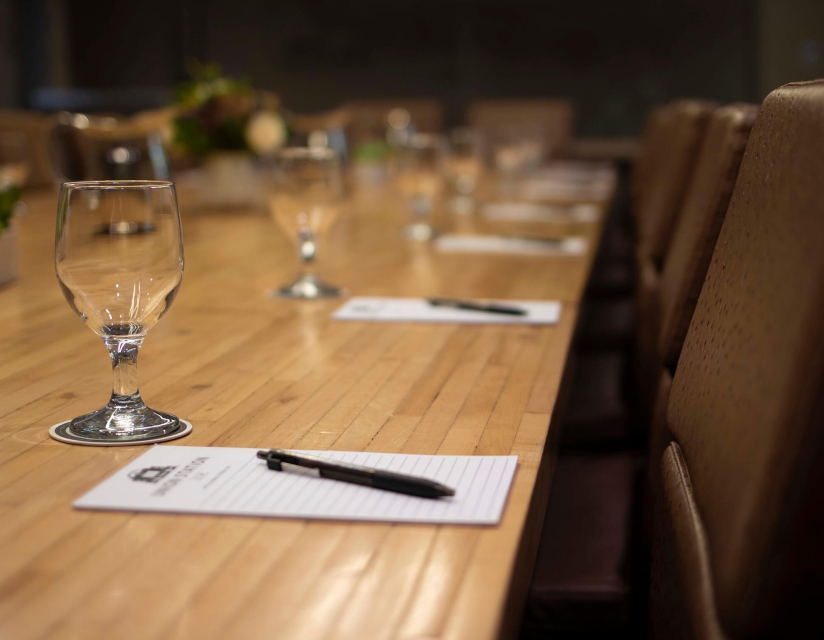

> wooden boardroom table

[{"left": 0, "top": 166, "right": 615, "bottom": 640}]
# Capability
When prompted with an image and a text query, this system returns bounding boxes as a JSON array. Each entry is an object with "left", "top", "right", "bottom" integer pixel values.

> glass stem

[
  {"left": 105, "top": 337, "right": 145, "bottom": 408},
  {"left": 298, "top": 228, "right": 317, "bottom": 274}
]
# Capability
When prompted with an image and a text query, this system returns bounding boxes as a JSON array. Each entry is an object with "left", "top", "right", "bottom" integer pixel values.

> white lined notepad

[
  {"left": 74, "top": 446, "right": 519, "bottom": 525},
  {"left": 482, "top": 202, "right": 601, "bottom": 223},
  {"left": 435, "top": 233, "right": 588, "bottom": 256},
  {"left": 333, "top": 297, "right": 561, "bottom": 325}
]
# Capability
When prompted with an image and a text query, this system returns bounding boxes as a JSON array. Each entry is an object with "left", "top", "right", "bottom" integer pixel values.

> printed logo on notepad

[{"left": 128, "top": 466, "right": 177, "bottom": 483}]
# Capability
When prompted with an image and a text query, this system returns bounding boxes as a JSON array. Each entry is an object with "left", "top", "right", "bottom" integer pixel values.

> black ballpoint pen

[
  {"left": 257, "top": 449, "right": 456, "bottom": 499},
  {"left": 427, "top": 297, "right": 527, "bottom": 316}
]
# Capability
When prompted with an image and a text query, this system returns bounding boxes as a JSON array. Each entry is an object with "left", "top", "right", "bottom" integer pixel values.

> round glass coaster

[{"left": 49, "top": 419, "right": 193, "bottom": 447}]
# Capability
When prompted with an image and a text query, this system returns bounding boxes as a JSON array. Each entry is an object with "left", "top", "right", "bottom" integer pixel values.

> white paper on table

[
  {"left": 74, "top": 446, "right": 519, "bottom": 526},
  {"left": 481, "top": 202, "right": 601, "bottom": 223},
  {"left": 517, "top": 180, "right": 613, "bottom": 202},
  {"left": 333, "top": 297, "right": 561, "bottom": 325},
  {"left": 435, "top": 233, "right": 588, "bottom": 256},
  {"left": 531, "top": 162, "right": 614, "bottom": 182}
]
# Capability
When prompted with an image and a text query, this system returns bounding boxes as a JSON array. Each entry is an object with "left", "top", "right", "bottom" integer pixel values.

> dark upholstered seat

[
  {"left": 575, "top": 297, "right": 635, "bottom": 349},
  {"left": 523, "top": 454, "right": 640, "bottom": 634},
  {"left": 560, "top": 351, "right": 631, "bottom": 450}
]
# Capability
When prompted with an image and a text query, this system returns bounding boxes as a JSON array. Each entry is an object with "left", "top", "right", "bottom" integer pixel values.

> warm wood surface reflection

[{"left": 0, "top": 175, "right": 610, "bottom": 640}]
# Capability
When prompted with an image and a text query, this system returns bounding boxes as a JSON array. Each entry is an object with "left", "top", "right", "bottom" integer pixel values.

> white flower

[{"left": 246, "top": 111, "right": 287, "bottom": 155}]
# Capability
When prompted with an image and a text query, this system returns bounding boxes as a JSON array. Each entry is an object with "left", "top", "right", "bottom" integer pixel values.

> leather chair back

[
  {"left": 655, "top": 80, "right": 824, "bottom": 638},
  {"left": 641, "top": 105, "right": 757, "bottom": 449},
  {"left": 637, "top": 100, "right": 715, "bottom": 264},
  {"left": 0, "top": 109, "right": 57, "bottom": 187},
  {"left": 632, "top": 105, "right": 675, "bottom": 210},
  {"left": 657, "top": 104, "right": 758, "bottom": 368}
]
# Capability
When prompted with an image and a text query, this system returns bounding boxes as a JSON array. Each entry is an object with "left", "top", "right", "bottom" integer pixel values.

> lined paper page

[
  {"left": 74, "top": 446, "right": 519, "bottom": 526},
  {"left": 333, "top": 297, "right": 561, "bottom": 325},
  {"left": 481, "top": 202, "right": 601, "bottom": 223},
  {"left": 435, "top": 234, "right": 588, "bottom": 256}
]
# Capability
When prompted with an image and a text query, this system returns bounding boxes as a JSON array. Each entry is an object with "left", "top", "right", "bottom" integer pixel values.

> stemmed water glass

[
  {"left": 266, "top": 147, "right": 345, "bottom": 298},
  {"left": 54, "top": 181, "right": 185, "bottom": 444},
  {"left": 396, "top": 133, "right": 446, "bottom": 241},
  {"left": 443, "top": 128, "right": 484, "bottom": 214}
]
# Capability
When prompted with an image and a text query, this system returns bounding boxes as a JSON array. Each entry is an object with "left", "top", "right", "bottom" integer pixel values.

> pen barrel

[
  {"left": 320, "top": 468, "right": 372, "bottom": 487},
  {"left": 372, "top": 470, "right": 445, "bottom": 498}
]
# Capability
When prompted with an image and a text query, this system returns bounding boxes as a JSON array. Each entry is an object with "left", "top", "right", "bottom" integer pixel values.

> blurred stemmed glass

[
  {"left": 55, "top": 181, "right": 185, "bottom": 443},
  {"left": 443, "top": 128, "right": 484, "bottom": 215},
  {"left": 491, "top": 122, "right": 545, "bottom": 194},
  {"left": 267, "top": 147, "right": 345, "bottom": 298},
  {"left": 396, "top": 133, "right": 446, "bottom": 241}
]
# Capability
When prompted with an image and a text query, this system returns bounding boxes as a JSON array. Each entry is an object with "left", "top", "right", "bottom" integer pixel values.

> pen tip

[{"left": 256, "top": 450, "right": 268, "bottom": 459}]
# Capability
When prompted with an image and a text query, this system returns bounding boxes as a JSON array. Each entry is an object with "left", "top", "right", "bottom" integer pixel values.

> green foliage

[
  {"left": 0, "top": 185, "right": 21, "bottom": 233},
  {"left": 172, "top": 62, "right": 256, "bottom": 156}
]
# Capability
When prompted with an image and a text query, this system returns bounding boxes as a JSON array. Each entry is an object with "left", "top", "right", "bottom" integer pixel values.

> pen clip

[{"left": 258, "top": 450, "right": 283, "bottom": 471}]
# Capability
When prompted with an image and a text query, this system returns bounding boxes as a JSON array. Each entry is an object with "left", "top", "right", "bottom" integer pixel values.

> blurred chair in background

[
  {"left": 0, "top": 110, "right": 57, "bottom": 187},
  {"left": 651, "top": 80, "right": 824, "bottom": 640},
  {"left": 645, "top": 103, "right": 758, "bottom": 516},
  {"left": 467, "top": 99, "right": 574, "bottom": 164},
  {"left": 634, "top": 100, "right": 715, "bottom": 262},
  {"left": 634, "top": 100, "right": 714, "bottom": 418}
]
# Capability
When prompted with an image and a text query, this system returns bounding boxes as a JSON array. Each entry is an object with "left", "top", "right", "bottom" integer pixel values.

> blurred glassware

[
  {"left": 288, "top": 107, "right": 351, "bottom": 163},
  {"left": 493, "top": 122, "right": 545, "bottom": 172},
  {"left": 384, "top": 107, "right": 413, "bottom": 177},
  {"left": 490, "top": 122, "right": 546, "bottom": 193},
  {"left": 396, "top": 133, "right": 446, "bottom": 241},
  {"left": 49, "top": 111, "right": 170, "bottom": 184},
  {"left": 351, "top": 139, "right": 390, "bottom": 185},
  {"left": 266, "top": 147, "right": 345, "bottom": 298},
  {"left": 386, "top": 107, "right": 412, "bottom": 147},
  {"left": 443, "top": 128, "right": 484, "bottom": 215},
  {"left": 54, "top": 181, "right": 185, "bottom": 443}
]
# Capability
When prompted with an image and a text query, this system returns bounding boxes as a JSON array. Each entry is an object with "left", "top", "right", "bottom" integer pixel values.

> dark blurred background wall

[{"left": 1, "top": 0, "right": 822, "bottom": 135}]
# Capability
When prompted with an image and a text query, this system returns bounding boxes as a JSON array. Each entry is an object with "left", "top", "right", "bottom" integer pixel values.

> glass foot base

[
  {"left": 50, "top": 418, "right": 192, "bottom": 447},
  {"left": 270, "top": 273, "right": 343, "bottom": 299},
  {"left": 67, "top": 404, "right": 181, "bottom": 442},
  {"left": 401, "top": 222, "right": 438, "bottom": 241}
]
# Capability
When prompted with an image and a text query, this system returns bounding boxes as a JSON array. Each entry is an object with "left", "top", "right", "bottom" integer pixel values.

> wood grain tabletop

[{"left": 0, "top": 171, "right": 611, "bottom": 640}]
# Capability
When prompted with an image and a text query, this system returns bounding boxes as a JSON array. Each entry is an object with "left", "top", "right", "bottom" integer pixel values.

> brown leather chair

[
  {"left": 636, "top": 100, "right": 716, "bottom": 264},
  {"left": 634, "top": 100, "right": 715, "bottom": 416},
  {"left": 650, "top": 80, "right": 824, "bottom": 639},
  {"left": 0, "top": 109, "right": 57, "bottom": 187},
  {"left": 467, "top": 99, "right": 574, "bottom": 159},
  {"left": 536, "top": 102, "right": 759, "bottom": 634},
  {"left": 631, "top": 105, "right": 676, "bottom": 211},
  {"left": 644, "top": 104, "right": 758, "bottom": 508}
]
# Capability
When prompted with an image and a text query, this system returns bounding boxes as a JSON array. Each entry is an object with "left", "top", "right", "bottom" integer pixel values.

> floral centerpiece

[{"left": 172, "top": 63, "right": 287, "bottom": 207}]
